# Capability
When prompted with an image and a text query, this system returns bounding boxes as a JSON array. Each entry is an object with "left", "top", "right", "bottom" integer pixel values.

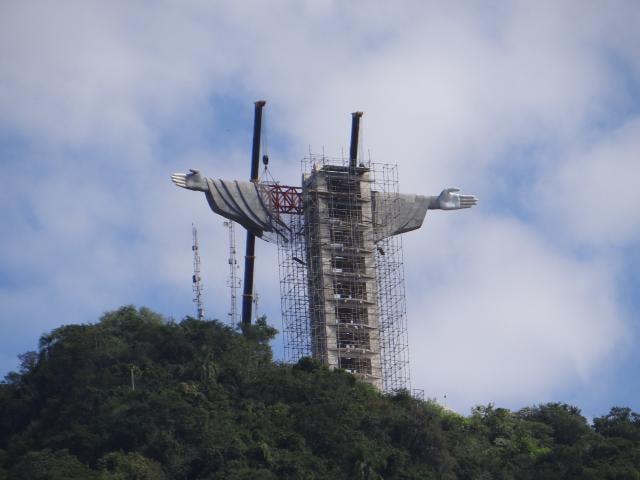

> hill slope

[{"left": 1, "top": 306, "right": 638, "bottom": 479}]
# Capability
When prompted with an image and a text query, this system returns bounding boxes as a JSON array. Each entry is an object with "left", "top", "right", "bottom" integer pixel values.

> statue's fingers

[
  {"left": 171, "top": 176, "right": 187, "bottom": 187},
  {"left": 460, "top": 195, "right": 477, "bottom": 200},
  {"left": 460, "top": 198, "right": 477, "bottom": 205},
  {"left": 445, "top": 187, "right": 461, "bottom": 193}
]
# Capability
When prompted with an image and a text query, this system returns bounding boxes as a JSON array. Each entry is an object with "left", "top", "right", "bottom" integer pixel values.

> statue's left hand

[
  {"left": 436, "top": 188, "right": 478, "bottom": 210},
  {"left": 171, "top": 169, "right": 208, "bottom": 192}
]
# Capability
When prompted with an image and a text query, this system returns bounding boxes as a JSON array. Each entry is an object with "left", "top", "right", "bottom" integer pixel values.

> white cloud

[
  {"left": 533, "top": 117, "right": 640, "bottom": 248},
  {"left": 405, "top": 214, "right": 628, "bottom": 410}
]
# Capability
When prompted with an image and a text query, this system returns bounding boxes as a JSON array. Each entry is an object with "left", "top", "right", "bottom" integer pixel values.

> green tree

[
  {"left": 10, "top": 449, "right": 97, "bottom": 479},
  {"left": 98, "top": 451, "right": 166, "bottom": 479},
  {"left": 1, "top": 305, "right": 638, "bottom": 479}
]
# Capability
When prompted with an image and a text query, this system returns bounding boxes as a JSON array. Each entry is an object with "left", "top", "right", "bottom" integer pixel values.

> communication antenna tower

[
  {"left": 224, "top": 220, "right": 241, "bottom": 326},
  {"left": 192, "top": 224, "right": 205, "bottom": 320},
  {"left": 253, "top": 290, "right": 260, "bottom": 322}
]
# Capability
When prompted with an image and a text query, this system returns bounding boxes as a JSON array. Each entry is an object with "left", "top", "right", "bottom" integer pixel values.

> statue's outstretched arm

[
  {"left": 374, "top": 187, "right": 477, "bottom": 241},
  {"left": 170, "top": 169, "right": 288, "bottom": 240}
]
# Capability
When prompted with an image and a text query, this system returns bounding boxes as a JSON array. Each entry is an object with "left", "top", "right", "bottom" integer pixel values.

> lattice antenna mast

[
  {"left": 253, "top": 290, "right": 260, "bottom": 322},
  {"left": 224, "top": 220, "right": 240, "bottom": 326},
  {"left": 192, "top": 224, "right": 205, "bottom": 320}
]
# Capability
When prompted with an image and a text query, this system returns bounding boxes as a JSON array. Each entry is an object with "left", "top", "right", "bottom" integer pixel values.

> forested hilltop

[{"left": 0, "top": 306, "right": 638, "bottom": 479}]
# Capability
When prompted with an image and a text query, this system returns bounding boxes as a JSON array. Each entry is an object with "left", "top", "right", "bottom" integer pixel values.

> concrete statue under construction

[
  {"left": 171, "top": 104, "right": 477, "bottom": 392},
  {"left": 171, "top": 170, "right": 476, "bottom": 240}
]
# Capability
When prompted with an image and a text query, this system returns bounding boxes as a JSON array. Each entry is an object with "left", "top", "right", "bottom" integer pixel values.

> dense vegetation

[{"left": 0, "top": 306, "right": 638, "bottom": 479}]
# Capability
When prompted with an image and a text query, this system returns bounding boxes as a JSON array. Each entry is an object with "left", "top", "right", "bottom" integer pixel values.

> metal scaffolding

[
  {"left": 276, "top": 154, "right": 410, "bottom": 393},
  {"left": 277, "top": 210, "right": 311, "bottom": 361},
  {"left": 370, "top": 163, "right": 410, "bottom": 393}
]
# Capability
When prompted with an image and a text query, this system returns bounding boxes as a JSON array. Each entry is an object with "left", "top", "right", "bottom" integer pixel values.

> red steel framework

[{"left": 267, "top": 184, "right": 303, "bottom": 214}]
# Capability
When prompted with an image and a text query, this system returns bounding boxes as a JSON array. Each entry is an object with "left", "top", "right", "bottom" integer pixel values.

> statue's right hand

[{"left": 171, "top": 169, "right": 208, "bottom": 192}]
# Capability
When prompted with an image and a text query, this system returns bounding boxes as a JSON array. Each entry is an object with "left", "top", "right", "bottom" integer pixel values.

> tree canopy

[{"left": 1, "top": 306, "right": 638, "bottom": 479}]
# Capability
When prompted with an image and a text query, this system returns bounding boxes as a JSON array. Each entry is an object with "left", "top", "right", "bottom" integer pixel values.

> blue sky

[{"left": 1, "top": 0, "right": 639, "bottom": 417}]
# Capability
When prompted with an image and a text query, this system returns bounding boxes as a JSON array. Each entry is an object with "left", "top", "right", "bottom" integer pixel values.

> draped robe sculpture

[{"left": 171, "top": 169, "right": 477, "bottom": 241}]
